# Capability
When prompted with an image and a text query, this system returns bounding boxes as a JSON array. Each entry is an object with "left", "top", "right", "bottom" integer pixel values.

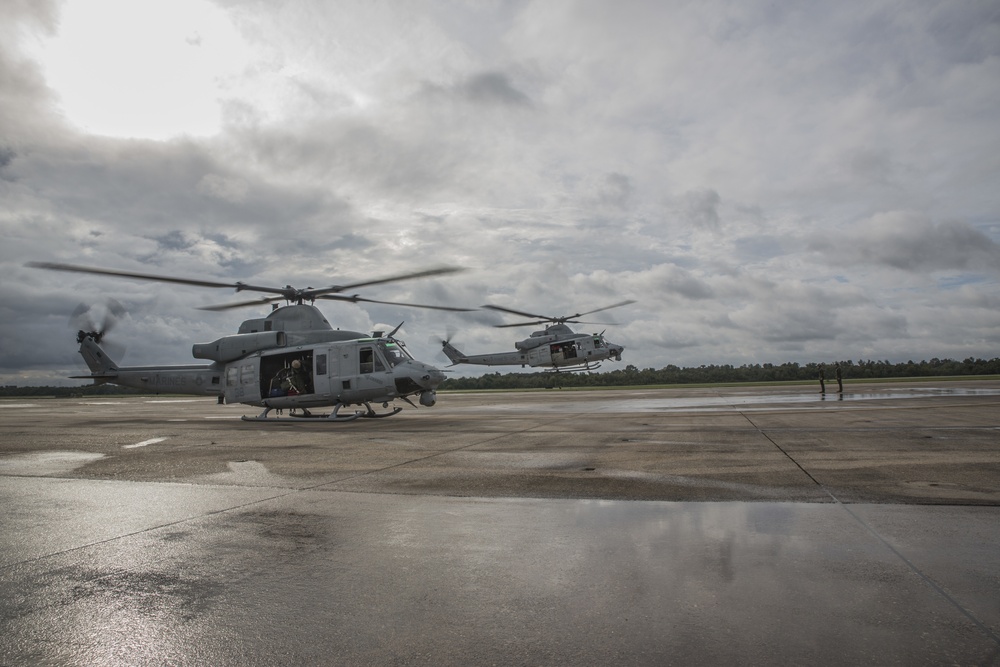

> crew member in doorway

[{"left": 289, "top": 359, "right": 310, "bottom": 394}]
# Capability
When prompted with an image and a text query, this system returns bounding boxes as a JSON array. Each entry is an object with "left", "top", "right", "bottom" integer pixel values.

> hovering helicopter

[
  {"left": 441, "top": 300, "right": 635, "bottom": 371},
  {"left": 28, "top": 261, "right": 472, "bottom": 421}
]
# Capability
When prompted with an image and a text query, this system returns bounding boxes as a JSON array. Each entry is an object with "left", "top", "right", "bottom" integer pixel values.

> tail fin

[
  {"left": 74, "top": 336, "right": 120, "bottom": 381},
  {"left": 441, "top": 340, "right": 468, "bottom": 366}
]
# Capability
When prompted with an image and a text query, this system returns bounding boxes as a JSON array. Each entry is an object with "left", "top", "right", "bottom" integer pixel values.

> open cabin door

[{"left": 258, "top": 350, "right": 315, "bottom": 398}]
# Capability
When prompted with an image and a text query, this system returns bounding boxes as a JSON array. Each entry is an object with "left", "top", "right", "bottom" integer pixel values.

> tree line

[
  {"left": 1, "top": 357, "right": 997, "bottom": 396},
  {"left": 0, "top": 384, "right": 149, "bottom": 397},
  {"left": 438, "top": 357, "right": 1000, "bottom": 390}
]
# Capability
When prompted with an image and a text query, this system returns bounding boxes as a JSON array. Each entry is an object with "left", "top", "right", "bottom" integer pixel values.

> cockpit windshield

[{"left": 379, "top": 340, "right": 413, "bottom": 366}]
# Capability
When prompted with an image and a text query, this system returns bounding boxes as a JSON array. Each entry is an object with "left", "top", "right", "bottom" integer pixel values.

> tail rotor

[
  {"left": 432, "top": 326, "right": 467, "bottom": 365},
  {"left": 70, "top": 299, "right": 127, "bottom": 361}
]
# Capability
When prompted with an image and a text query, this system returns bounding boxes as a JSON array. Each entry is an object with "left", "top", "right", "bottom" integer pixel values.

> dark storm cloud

[
  {"left": 0, "top": 1, "right": 62, "bottom": 141},
  {"left": 812, "top": 215, "right": 1000, "bottom": 272},
  {"left": 598, "top": 173, "right": 633, "bottom": 210},
  {"left": 632, "top": 264, "right": 715, "bottom": 301},
  {"left": 420, "top": 71, "right": 532, "bottom": 107},
  {"left": 240, "top": 120, "right": 463, "bottom": 202},
  {"left": 151, "top": 230, "right": 195, "bottom": 251},
  {"left": 6, "top": 136, "right": 355, "bottom": 252},
  {"left": 926, "top": 2, "right": 1000, "bottom": 64},
  {"left": 663, "top": 270, "right": 715, "bottom": 300},
  {"left": 0, "top": 146, "right": 15, "bottom": 171},
  {"left": 457, "top": 71, "right": 532, "bottom": 106},
  {"left": 328, "top": 233, "right": 374, "bottom": 251},
  {"left": 681, "top": 189, "right": 722, "bottom": 232},
  {"left": 732, "top": 235, "right": 785, "bottom": 263}
]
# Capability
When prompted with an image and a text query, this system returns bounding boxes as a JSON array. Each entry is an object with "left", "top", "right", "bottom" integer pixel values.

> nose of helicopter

[
  {"left": 610, "top": 344, "right": 624, "bottom": 362},
  {"left": 409, "top": 361, "right": 446, "bottom": 389},
  {"left": 412, "top": 362, "right": 446, "bottom": 407},
  {"left": 424, "top": 366, "right": 446, "bottom": 387},
  {"left": 394, "top": 361, "right": 446, "bottom": 407}
]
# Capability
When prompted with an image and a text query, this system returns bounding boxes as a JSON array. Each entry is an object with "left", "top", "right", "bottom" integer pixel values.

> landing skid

[
  {"left": 547, "top": 362, "right": 603, "bottom": 373},
  {"left": 241, "top": 402, "right": 403, "bottom": 422}
]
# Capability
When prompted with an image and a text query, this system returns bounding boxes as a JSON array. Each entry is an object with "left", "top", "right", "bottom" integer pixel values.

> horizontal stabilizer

[{"left": 69, "top": 374, "right": 115, "bottom": 385}]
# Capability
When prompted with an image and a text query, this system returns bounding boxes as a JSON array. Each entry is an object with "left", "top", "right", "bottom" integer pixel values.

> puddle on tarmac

[
  {"left": 0, "top": 451, "right": 105, "bottom": 476},
  {"left": 476, "top": 387, "right": 1000, "bottom": 413},
  {"left": 620, "top": 388, "right": 1000, "bottom": 413},
  {"left": 200, "top": 460, "right": 295, "bottom": 488}
]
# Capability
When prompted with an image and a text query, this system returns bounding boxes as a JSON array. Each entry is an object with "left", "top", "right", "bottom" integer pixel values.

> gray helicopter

[
  {"left": 29, "top": 261, "right": 471, "bottom": 421},
  {"left": 441, "top": 300, "right": 634, "bottom": 371}
]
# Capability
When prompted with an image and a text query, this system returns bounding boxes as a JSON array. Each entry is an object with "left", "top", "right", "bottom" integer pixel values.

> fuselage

[
  {"left": 443, "top": 331, "right": 624, "bottom": 369},
  {"left": 77, "top": 333, "right": 445, "bottom": 409}
]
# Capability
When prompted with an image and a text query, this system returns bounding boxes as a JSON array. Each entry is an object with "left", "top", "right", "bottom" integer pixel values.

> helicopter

[
  {"left": 28, "top": 261, "right": 472, "bottom": 421},
  {"left": 441, "top": 300, "right": 635, "bottom": 372}
]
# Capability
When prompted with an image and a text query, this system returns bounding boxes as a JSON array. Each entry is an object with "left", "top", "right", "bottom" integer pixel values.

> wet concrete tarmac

[{"left": 1, "top": 381, "right": 999, "bottom": 665}]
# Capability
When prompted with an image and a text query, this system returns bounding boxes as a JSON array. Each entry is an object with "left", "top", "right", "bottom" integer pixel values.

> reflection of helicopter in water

[
  {"left": 29, "top": 261, "right": 471, "bottom": 422},
  {"left": 441, "top": 300, "right": 634, "bottom": 371}
]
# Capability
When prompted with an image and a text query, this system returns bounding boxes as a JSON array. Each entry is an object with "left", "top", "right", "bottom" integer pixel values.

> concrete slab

[{"left": 1, "top": 381, "right": 999, "bottom": 665}]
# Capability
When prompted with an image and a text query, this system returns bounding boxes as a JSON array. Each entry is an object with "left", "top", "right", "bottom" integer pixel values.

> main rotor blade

[
  {"left": 30, "top": 261, "right": 470, "bottom": 310},
  {"left": 481, "top": 304, "right": 551, "bottom": 320},
  {"left": 198, "top": 296, "right": 285, "bottom": 312},
  {"left": 307, "top": 266, "right": 466, "bottom": 297},
  {"left": 483, "top": 299, "right": 636, "bottom": 324},
  {"left": 573, "top": 299, "right": 637, "bottom": 318},
  {"left": 492, "top": 319, "right": 553, "bottom": 329},
  {"left": 27, "top": 261, "right": 241, "bottom": 290},
  {"left": 318, "top": 294, "right": 474, "bottom": 312}
]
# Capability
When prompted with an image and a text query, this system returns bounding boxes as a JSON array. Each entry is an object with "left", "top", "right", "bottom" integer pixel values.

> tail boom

[
  {"left": 441, "top": 341, "right": 527, "bottom": 367},
  {"left": 76, "top": 337, "right": 222, "bottom": 396}
]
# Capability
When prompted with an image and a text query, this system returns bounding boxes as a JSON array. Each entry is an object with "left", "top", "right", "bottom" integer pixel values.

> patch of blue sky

[
  {"left": 936, "top": 273, "right": 989, "bottom": 290},
  {"left": 732, "top": 235, "right": 784, "bottom": 263}
]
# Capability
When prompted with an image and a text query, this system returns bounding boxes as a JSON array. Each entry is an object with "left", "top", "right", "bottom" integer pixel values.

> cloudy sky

[{"left": 2, "top": 0, "right": 999, "bottom": 385}]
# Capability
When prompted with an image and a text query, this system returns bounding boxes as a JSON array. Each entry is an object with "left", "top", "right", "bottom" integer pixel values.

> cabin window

[
  {"left": 226, "top": 367, "right": 238, "bottom": 387},
  {"left": 241, "top": 364, "right": 255, "bottom": 385},
  {"left": 360, "top": 348, "right": 375, "bottom": 374},
  {"left": 316, "top": 354, "right": 327, "bottom": 376},
  {"left": 211, "top": 376, "right": 220, "bottom": 385}
]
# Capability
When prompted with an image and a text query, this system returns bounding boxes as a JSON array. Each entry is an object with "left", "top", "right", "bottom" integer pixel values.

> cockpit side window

[{"left": 379, "top": 341, "right": 412, "bottom": 367}]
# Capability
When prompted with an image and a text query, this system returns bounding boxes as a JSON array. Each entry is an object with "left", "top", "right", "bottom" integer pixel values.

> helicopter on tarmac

[
  {"left": 441, "top": 300, "right": 635, "bottom": 372},
  {"left": 28, "top": 261, "right": 472, "bottom": 421}
]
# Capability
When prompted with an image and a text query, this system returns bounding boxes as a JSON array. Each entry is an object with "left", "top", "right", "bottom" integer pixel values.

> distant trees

[
  {"left": 0, "top": 384, "right": 148, "bottom": 397},
  {"left": 438, "top": 357, "right": 1000, "bottom": 390}
]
